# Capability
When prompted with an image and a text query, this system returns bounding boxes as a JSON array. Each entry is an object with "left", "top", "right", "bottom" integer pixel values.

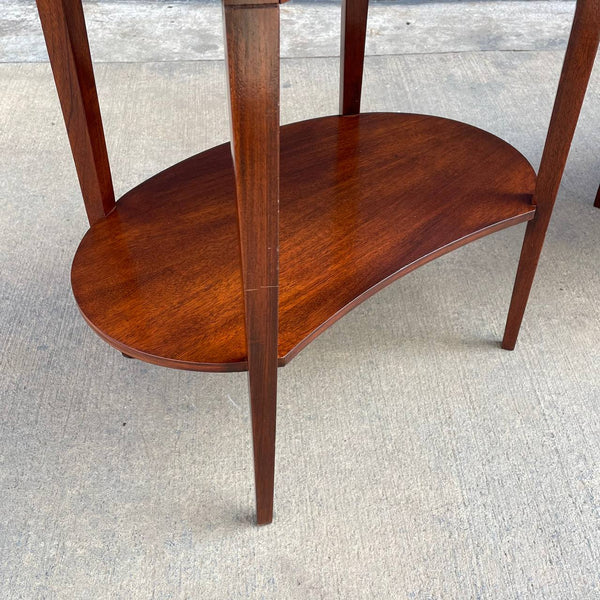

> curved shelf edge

[
  {"left": 278, "top": 210, "right": 535, "bottom": 367},
  {"left": 77, "top": 209, "right": 534, "bottom": 373},
  {"left": 75, "top": 307, "right": 249, "bottom": 372}
]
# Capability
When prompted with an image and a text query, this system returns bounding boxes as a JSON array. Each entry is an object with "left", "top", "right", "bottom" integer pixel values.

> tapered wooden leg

[
  {"left": 340, "top": 0, "right": 369, "bottom": 115},
  {"left": 594, "top": 184, "right": 600, "bottom": 207},
  {"left": 502, "top": 0, "right": 599, "bottom": 350},
  {"left": 223, "top": 0, "right": 280, "bottom": 525},
  {"left": 35, "top": 0, "right": 114, "bottom": 226}
]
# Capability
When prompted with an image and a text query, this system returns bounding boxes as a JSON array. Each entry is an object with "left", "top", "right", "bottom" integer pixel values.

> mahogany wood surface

[
  {"left": 340, "top": 0, "right": 369, "bottom": 115},
  {"left": 595, "top": 183, "right": 600, "bottom": 207},
  {"left": 502, "top": 0, "right": 600, "bottom": 350},
  {"left": 37, "top": 0, "right": 597, "bottom": 528},
  {"left": 35, "top": 0, "right": 114, "bottom": 226},
  {"left": 71, "top": 113, "right": 537, "bottom": 372},
  {"left": 223, "top": 0, "right": 279, "bottom": 7},
  {"left": 223, "top": 2, "right": 280, "bottom": 525}
]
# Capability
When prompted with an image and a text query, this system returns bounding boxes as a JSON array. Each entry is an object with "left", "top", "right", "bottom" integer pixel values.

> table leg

[
  {"left": 223, "top": 0, "right": 280, "bottom": 525},
  {"left": 35, "top": 0, "right": 114, "bottom": 226},
  {"left": 340, "top": 0, "right": 369, "bottom": 115},
  {"left": 503, "top": 0, "right": 600, "bottom": 350}
]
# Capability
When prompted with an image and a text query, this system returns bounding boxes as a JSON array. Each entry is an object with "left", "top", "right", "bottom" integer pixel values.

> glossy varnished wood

[
  {"left": 36, "top": 0, "right": 114, "bottom": 226},
  {"left": 502, "top": 0, "right": 600, "bottom": 349},
  {"left": 72, "top": 113, "right": 537, "bottom": 371},
  {"left": 223, "top": 0, "right": 280, "bottom": 525},
  {"left": 37, "top": 0, "right": 597, "bottom": 529}
]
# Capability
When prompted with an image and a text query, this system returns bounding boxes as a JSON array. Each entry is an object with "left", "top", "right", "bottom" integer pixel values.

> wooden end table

[{"left": 35, "top": 0, "right": 599, "bottom": 524}]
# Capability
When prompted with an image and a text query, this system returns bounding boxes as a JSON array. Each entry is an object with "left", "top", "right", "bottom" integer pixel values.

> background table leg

[{"left": 340, "top": 0, "right": 369, "bottom": 115}]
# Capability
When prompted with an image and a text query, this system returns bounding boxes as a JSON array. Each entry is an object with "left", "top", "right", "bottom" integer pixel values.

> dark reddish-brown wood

[
  {"left": 223, "top": 1, "right": 280, "bottom": 525},
  {"left": 35, "top": 0, "right": 114, "bottom": 226},
  {"left": 594, "top": 183, "right": 600, "bottom": 207},
  {"left": 38, "top": 0, "right": 598, "bottom": 527},
  {"left": 71, "top": 113, "right": 537, "bottom": 371},
  {"left": 223, "top": 0, "right": 279, "bottom": 6},
  {"left": 502, "top": 0, "right": 600, "bottom": 350},
  {"left": 340, "top": 0, "right": 369, "bottom": 115}
]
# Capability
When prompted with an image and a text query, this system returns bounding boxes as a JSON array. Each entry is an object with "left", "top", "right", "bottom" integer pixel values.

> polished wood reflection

[{"left": 72, "top": 113, "right": 537, "bottom": 371}]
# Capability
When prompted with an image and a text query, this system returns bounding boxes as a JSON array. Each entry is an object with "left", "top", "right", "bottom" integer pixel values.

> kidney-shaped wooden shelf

[{"left": 71, "top": 113, "right": 537, "bottom": 371}]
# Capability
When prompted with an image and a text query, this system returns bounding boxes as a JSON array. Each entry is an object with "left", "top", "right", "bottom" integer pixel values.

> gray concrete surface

[
  {"left": 1, "top": 1, "right": 600, "bottom": 599},
  {"left": 2, "top": 1, "right": 577, "bottom": 62}
]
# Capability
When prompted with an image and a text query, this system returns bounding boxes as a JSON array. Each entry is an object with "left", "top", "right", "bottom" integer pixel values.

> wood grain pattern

[
  {"left": 340, "top": 0, "right": 369, "bottom": 115},
  {"left": 71, "top": 113, "right": 536, "bottom": 372},
  {"left": 502, "top": 0, "right": 600, "bottom": 350},
  {"left": 223, "top": 1, "right": 280, "bottom": 525},
  {"left": 35, "top": 0, "right": 114, "bottom": 226}
]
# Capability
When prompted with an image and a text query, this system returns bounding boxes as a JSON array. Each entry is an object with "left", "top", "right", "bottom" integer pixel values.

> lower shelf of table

[{"left": 71, "top": 112, "right": 536, "bottom": 372}]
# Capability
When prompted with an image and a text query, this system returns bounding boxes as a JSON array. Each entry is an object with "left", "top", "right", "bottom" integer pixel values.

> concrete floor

[
  {"left": 2, "top": 1, "right": 578, "bottom": 62},
  {"left": 1, "top": 1, "right": 600, "bottom": 598}
]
